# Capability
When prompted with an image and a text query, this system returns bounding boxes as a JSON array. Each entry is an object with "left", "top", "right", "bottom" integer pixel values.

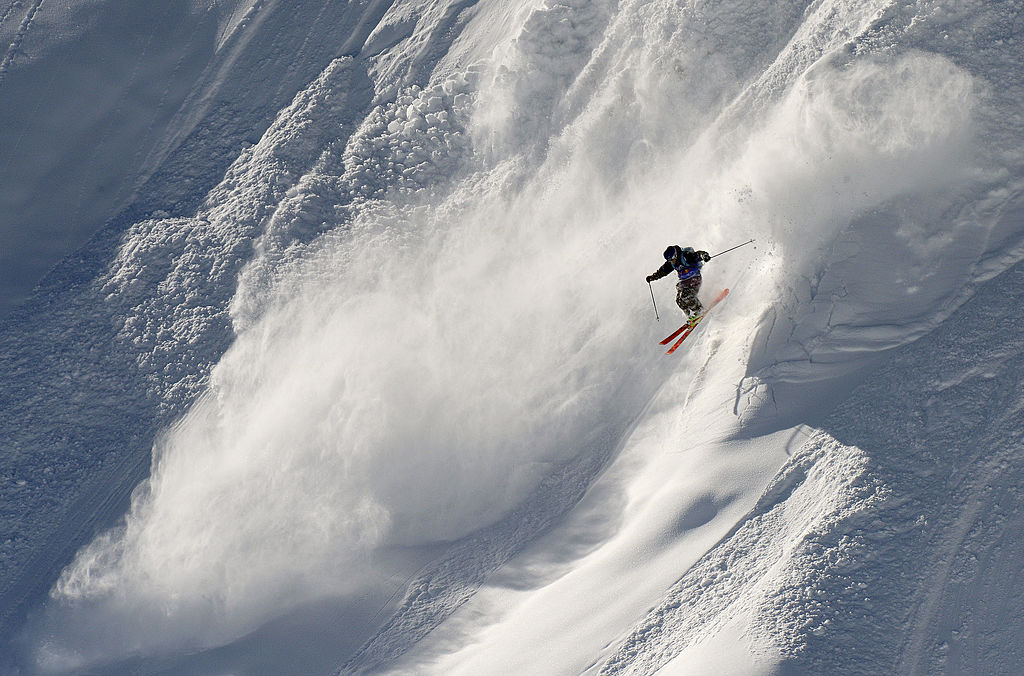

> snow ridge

[{"left": 599, "top": 431, "right": 888, "bottom": 674}]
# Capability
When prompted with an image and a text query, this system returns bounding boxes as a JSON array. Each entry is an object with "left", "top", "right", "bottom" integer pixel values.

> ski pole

[
  {"left": 709, "top": 238, "right": 755, "bottom": 259},
  {"left": 648, "top": 281, "right": 660, "bottom": 321}
]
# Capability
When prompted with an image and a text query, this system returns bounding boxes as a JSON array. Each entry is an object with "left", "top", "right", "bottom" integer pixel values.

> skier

[{"left": 646, "top": 245, "right": 712, "bottom": 319}]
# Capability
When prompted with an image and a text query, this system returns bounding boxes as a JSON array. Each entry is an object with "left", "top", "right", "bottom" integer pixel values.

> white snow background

[{"left": 1, "top": 0, "right": 1024, "bottom": 674}]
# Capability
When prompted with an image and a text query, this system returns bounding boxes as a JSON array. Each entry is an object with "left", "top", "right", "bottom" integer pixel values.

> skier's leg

[
  {"left": 675, "top": 283, "right": 691, "bottom": 316},
  {"left": 676, "top": 278, "right": 704, "bottom": 316},
  {"left": 689, "top": 277, "right": 704, "bottom": 315},
  {"left": 682, "top": 294, "right": 702, "bottom": 316}
]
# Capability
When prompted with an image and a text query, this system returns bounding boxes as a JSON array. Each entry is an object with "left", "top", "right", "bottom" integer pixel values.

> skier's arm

[
  {"left": 682, "top": 250, "right": 711, "bottom": 266},
  {"left": 646, "top": 261, "right": 673, "bottom": 282}
]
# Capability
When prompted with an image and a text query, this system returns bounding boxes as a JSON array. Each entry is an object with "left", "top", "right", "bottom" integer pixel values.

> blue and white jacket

[{"left": 649, "top": 245, "right": 710, "bottom": 282}]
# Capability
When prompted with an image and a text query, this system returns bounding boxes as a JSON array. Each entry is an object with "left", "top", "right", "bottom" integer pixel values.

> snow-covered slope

[{"left": 1, "top": 0, "right": 1023, "bottom": 674}]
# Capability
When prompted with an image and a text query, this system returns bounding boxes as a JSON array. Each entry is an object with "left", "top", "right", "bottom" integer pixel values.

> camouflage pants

[{"left": 676, "top": 276, "right": 703, "bottom": 316}]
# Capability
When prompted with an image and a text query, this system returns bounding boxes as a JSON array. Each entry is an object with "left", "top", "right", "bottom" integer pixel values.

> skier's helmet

[
  {"left": 681, "top": 246, "right": 695, "bottom": 257},
  {"left": 664, "top": 245, "right": 680, "bottom": 260}
]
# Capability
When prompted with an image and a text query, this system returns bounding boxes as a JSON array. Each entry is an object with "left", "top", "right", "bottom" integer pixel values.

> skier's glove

[
  {"left": 646, "top": 275, "right": 654, "bottom": 283},
  {"left": 699, "top": 251, "right": 711, "bottom": 262}
]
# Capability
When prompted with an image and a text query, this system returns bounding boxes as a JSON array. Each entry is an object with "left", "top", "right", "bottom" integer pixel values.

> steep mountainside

[{"left": 1, "top": 0, "right": 1022, "bottom": 674}]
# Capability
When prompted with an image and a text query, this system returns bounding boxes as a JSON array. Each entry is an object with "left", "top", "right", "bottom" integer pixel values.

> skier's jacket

[{"left": 650, "top": 246, "right": 710, "bottom": 282}]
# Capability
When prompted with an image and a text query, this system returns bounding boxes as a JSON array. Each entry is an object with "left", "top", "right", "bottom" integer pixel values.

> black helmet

[{"left": 664, "top": 245, "right": 681, "bottom": 260}]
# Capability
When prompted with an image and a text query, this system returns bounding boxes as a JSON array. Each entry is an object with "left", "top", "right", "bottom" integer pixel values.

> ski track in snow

[
  {"left": 0, "top": 0, "right": 43, "bottom": 85},
  {"left": 1, "top": 0, "right": 1024, "bottom": 673},
  {"left": 0, "top": 0, "right": 23, "bottom": 33}
]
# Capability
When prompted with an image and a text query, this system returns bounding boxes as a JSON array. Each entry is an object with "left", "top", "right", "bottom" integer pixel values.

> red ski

[
  {"left": 664, "top": 288, "right": 729, "bottom": 355},
  {"left": 659, "top": 319, "right": 695, "bottom": 345}
]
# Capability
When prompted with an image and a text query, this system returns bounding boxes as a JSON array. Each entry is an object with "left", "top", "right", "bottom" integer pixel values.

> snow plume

[
  {"left": 725, "top": 49, "right": 980, "bottom": 398},
  {"left": 731, "top": 50, "right": 976, "bottom": 296},
  {"left": 748, "top": 51, "right": 975, "bottom": 229},
  {"left": 38, "top": 140, "right": 667, "bottom": 670},
  {"left": 28, "top": 0, "right": 986, "bottom": 670}
]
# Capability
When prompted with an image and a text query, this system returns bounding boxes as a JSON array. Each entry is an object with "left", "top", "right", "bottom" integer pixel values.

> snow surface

[{"left": 1, "top": 0, "right": 1024, "bottom": 674}]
